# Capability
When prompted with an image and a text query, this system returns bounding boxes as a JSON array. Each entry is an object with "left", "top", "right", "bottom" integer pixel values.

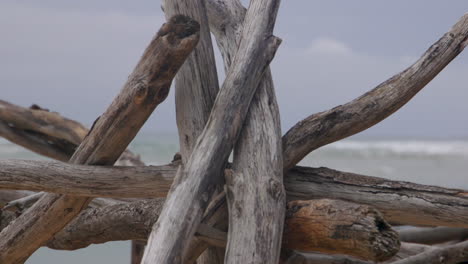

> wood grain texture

[
  {"left": 286, "top": 166, "right": 468, "bottom": 227},
  {"left": 282, "top": 13, "right": 468, "bottom": 169},
  {"left": 0, "top": 15, "right": 200, "bottom": 264},
  {"left": 141, "top": 0, "right": 281, "bottom": 262},
  {"left": 161, "top": 2, "right": 221, "bottom": 262},
  {"left": 283, "top": 200, "right": 399, "bottom": 261},
  {"left": 1, "top": 161, "right": 467, "bottom": 228},
  {"left": 0, "top": 198, "right": 399, "bottom": 261},
  {"left": 206, "top": 0, "right": 285, "bottom": 263},
  {"left": 390, "top": 240, "right": 468, "bottom": 264},
  {"left": 162, "top": 0, "right": 219, "bottom": 163},
  {"left": 0, "top": 160, "right": 175, "bottom": 198}
]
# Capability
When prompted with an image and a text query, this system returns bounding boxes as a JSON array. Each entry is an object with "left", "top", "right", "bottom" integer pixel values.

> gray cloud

[{"left": 1, "top": 1, "right": 467, "bottom": 138}]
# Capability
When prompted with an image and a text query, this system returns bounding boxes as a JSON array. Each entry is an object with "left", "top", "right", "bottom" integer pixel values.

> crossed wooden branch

[{"left": 0, "top": 1, "right": 468, "bottom": 263}]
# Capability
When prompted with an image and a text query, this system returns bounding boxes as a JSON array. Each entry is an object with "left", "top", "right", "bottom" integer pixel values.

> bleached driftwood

[
  {"left": 1, "top": 160, "right": 467, "bottom": 228},
  {"left": 142, "top": 0, "right": 282, "bottom": 262}
]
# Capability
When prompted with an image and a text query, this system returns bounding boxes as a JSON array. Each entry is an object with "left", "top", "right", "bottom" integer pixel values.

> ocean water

[{"left": 0, "top": 134, "right": 466, "bottom": 263}]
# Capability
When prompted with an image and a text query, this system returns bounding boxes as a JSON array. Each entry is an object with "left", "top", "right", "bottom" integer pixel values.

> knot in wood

[
  {"left": 267, "top": 179, "right": 284, "bottom": 201},
  {"left": 133, "top": 81, "right": 149, "bottom": 105}
]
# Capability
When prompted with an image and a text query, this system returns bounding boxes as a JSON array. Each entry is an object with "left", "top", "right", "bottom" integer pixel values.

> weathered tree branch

[
  {"left": 0, "top": 16, "right": 200, "bottom": 264},
  {"left": 286, "top": 166, "right": 468, "bottom": 227},
  {"left": 142, "top": 0, "right": 281, "bottom": 262},
  {"left": 282, "top": 13, "right": 468, "bottom": 169},
  {"left": 0, "top": 160, "right": 175, "bottom": 198},
  {"left": 0, "top": 198, "right": 399, "bottom": 262},
  {"left": 0, "top": 190, "right": 35, "bottom": 207},
  {"left": 0, "top": 160, "right": 467, "bottom": 227},
  {"left": 283, "top": 199, "right": 399, "bottom": 261},
  {"left": 398, "top": 227, "right": 468, "bottom": 245},
  {"left": 390, "top": 240, "right": 468, "bottom": 264},
  {"left": 0, "top": 100, "right": 88, "bottom": 146},
  {"left": 0, "top": 119, "right": 75, "bottom": 162},
  {"left": 161, "top": 1, "right": 222, "bottom": 262},
  {"left": 206, "top": 0, "right": 285, "bottom": 263},
  {"left": 162, "top": 0, "right": 220, "bottom": 163}
]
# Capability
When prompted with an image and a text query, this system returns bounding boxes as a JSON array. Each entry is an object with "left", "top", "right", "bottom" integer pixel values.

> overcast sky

[{"left": 1, "top": 1, "right": 468, "bottom": 139}]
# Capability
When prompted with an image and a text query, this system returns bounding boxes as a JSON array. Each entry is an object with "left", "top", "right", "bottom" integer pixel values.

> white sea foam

[{"left": 325, "top": 140, "right": 468, "bottom": 157}]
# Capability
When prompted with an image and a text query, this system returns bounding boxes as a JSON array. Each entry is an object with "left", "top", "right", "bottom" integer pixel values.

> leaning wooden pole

[
  {"left": 0, "top": 15, "right": 200, "bottom": 264},
  {"left": 206, "top": 0, "right": 285, "bottom": 263},
  {"left": 161, "top": 0, "right": 222, "bottom": 262},
  {"left": 141, "top": 0, "right": 282, "bottom": 262}
]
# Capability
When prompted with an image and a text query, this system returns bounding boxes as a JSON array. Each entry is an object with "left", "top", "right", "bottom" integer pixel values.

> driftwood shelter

[{"left": 1, "top": 1, "right": 468, "bottom": 263}]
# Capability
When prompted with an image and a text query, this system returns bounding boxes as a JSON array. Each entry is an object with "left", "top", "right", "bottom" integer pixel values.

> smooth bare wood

[
  {"left": 161, "top": 1, "right": 221, "bottom": 262},
  {"left": 0, "top": 15, "right": 200, "bottom": 264},
  {"left": 0, "top": 159, "right": 175, "bottom": 198},
  {"left": 206, "top": 0, "right": 285, "bottom": 263},
  {"left": 282, "top": 13, "right": 468, "bottom": 169},
  {"left": 284, "top": 200, "right": 399, "bottom": 261},
  {"left": 390, "top": 240, "right": 468, "bottom": 264},
  {"left": 1, "top": 161, "right": 467, "bottom": 228},
  {"left": 398, "top": 227, "right": 468, "bottom": 245},
  {"left": 162, "top": 0, "right": 219, "bottom": 163},
  {"left": 142, "top": 0, "right": 281, "bottom": 262},
  {"left": 286, "top": 166, "right": 468, "bottom": 227}
]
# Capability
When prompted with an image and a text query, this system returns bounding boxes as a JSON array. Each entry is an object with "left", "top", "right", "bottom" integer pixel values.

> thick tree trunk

[
  {"left": 0, "top": 16, "right": 200, "bottom": 264},
  {"left": 141, "top": 0, "right": 281, "bottom": 261},
  {"left": 282, "top": 13, "right": 468, "bottom": 169}
]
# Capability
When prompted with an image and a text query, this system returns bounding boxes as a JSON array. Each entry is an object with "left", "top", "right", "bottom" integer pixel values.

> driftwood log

[
  {"left": 0, "top": 15, "right": 200, "bottom": 264},
  {"left": 1, "top": 160, "right": 467, "bottom": 228},
  {"left": 0, "top": 198, "right": 399, "bottom": 262},
  {"left": 398, "top": 227, "right": 468, "bottom": 245},
  {"left": 142, "top": 0, "right": 282, "bottom": 262},
  {"left": 0, "top": 3, "right": 467, "bottom": 264},
  {"left": 161, "top": 0, "right": 222, "bottom": 262},
  {"left": 208, "top": 0, "right": 285, "bottom": 263}
]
